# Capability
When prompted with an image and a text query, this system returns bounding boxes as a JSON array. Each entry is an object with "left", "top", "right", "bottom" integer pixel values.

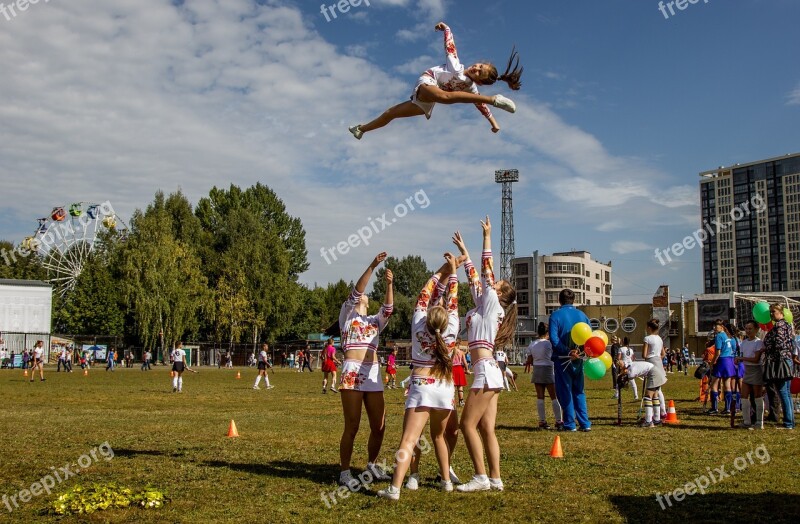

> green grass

[{"left": 1, "top": 365, "right": 799, "bottom": 523}]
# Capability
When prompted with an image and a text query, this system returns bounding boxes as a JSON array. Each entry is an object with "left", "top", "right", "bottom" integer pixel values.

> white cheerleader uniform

[
  {"left": 338, "top": 289, "right": 393, "bottom": 392},
  {"left": 406, "top": 274, "right": 459, "bottom": 410},
  {"left": 464, "top": 251, "right": 505, "bottom": 391}
]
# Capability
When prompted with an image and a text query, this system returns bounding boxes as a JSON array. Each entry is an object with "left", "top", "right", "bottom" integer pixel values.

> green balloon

[
  {"left": 584, "top": 358, "right": 606, "bottom": 380},
  {"left": 784, "top": 308, "right": 794, "bottom": 324},
  {"left": 752, "top": 301, "right": 771, "bottom": 324}
]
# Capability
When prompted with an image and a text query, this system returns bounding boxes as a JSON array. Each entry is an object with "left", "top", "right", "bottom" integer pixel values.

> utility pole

[{"left": 680, "top": 294, "right": 685, "bottom": 349}]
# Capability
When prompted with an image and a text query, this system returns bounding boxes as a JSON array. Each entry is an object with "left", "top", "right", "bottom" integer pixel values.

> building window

[
  {"left": 589, "top": 318, "right": 601, "bottom": 330},
  {"left": 518, "top": 307, "right": 529, "bottom": 316},
  {"left": 604, "top": 318, "right": 619, "bottom": 332},
  {"left": 621, "top": 317, "right": 637, "bottom": 333},
  {"left": 515, "top": 263, "right": 529, "bottom": 276}
]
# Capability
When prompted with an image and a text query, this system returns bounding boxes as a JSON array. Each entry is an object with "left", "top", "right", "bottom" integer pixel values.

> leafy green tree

[
  {"left": 0, "top": 240, "right": 47, "bottom": 280},
  {"left": 58, "top": 253, "right": 124, "bottom": 336},
  {"left": 120, "top": 191, "right": 211, "bottom": 352}
]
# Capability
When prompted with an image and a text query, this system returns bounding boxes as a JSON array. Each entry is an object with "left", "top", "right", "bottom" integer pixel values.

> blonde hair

[
  {"left": 494, "top": 280, "right": 518, "bottom": 348},
  {"left": 426, "top": 306, "right": 453, "bottom": 381}
]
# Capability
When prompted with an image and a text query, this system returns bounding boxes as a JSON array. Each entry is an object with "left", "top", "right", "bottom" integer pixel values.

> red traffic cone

[
  {"left": 236, "top": 371, "right": 241, "bottom": 379},
  {"left": 663, "top": 400, "right": 681, "bottom": 424},
  {"left": 227, "top": 420, "right": 239, "bottom": 438},
  {"left": 550, "top": 435, "right": 563, "bottom": 458}
]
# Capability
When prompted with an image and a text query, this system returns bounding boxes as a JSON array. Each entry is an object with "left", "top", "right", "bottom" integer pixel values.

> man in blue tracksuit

[{"left": 549, "top": 289, "right": 592, "bottom": 432}]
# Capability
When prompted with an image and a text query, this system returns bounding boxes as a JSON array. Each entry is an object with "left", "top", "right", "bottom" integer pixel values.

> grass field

[{"left": 1, "top": 365, "right": 799, "bottom": 524}]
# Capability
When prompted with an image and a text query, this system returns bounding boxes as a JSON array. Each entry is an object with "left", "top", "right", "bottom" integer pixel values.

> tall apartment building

[
  {"left": 700, "top": 152, "right": 800, "bottom": 293},
  {"left": 513, "top": 250, "right": 612, "bottom": 323}
]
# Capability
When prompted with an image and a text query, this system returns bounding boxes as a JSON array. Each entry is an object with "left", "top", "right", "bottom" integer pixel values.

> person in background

[
  {"left": 281, "top": 350, "right": 287, "bottom": 368},
  {"left": 253, "top": 343, "right": 274, "bottom": 390},
  {"left": 296, "top": 348, "right": 305, "bottom": 372},
  {"left": 708, "top": 320, "right": 735, "bottom": 415},
  {"left": 321, "top": 338, "right": 340, "bottom": 394},
  {"left": 22, "top": 349, "right": 30, "bottom": 370},
  {"left": 735, "top": 320, "right": 765, "bottom": 429},
  {"left": 142, "top": 349, "right": 152, "bottom": 371},
  {"left": 386, "top": 347, "right": 398, "bottom": 389},
  {"left": 452, "top": 345, "right": 467, "bottom": 407},
  {"left": 303, "top": 345, "right": 314, "bottom": 372},
  {"left": 57, "top": 345, "right": 67, "bottom": 372},
  {"left": 530, "top": 322, "right": 563, "bottom": 430},
  {"left": 641, "top": 320, "right": 668, "bottom": 428},
  {"left": 762, "top": 304, "right": 795, "bottom": 429},
  {"left": 681, "top": 345, "right": 690, "bottom": 375},
  {"left": 106, "top": 347, "right": 116, "bottom": 372},
  {"left": 29, "top": 340, "right": 45, "bottom": 382},
  {"left": 609, "top": 335, "right": 620, "bottom": 395}
]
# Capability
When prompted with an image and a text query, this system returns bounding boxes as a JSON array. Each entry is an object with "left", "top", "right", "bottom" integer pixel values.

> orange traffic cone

[
  {"left": 550, "top": 435, "right": 563, "bottom": 458},
  {"left": 236, "top": 371, "right": 241, "bottom": 379},
  {"left": 23, "top": 369, "right": 28, "bottom": 377},
  {"left": 227, "top": 419, "right": 239, "bottom": 438},
  {"left": 663, "top": 400, "right": 681, "bottom": 424},
  {"left": 83, "top": 368, "right": 88, "bottom": 376}
]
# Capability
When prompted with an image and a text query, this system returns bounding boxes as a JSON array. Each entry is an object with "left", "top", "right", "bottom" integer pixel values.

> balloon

[
  {"left": 791, "top": 377, "right": 800, "bottom": 395},
  {"left": 571, "top": 322, "right": 593, "bottom": 346},
  {"left": 759, "top": 322, "right": 774, "bottom": 332},
  {"left": 598, "top": 351, "right": 613, "bottom": 370},
  {"left": 752, "top": 301, "right": 771, "bottom": 324},
  {"left": 584, "top": 358, "right": 606, "bottom": 380},
  {"left": 784, "top": 308, "right": 794, "bottom": 324},
  {"left": 591, "top": 330, "right": 609, "bottom": 346},
  {"left": 584, "top": 336, "right": 606, "bottom": 358}
]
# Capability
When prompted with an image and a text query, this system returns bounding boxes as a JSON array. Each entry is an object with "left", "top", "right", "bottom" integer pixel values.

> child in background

[{"left": 387, "top": 348, "right": 398, "bottom": 389}]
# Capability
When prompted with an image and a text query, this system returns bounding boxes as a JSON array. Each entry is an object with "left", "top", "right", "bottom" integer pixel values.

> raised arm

[
  {"left": 480, "top": 216, "right": 496, "bottom": 289},
  {"left": 340, "top": 252, "right": 387, "bottom": 330},
  {"left": 443, "top": 252, "right": 460, "bottom": 315},
  {"left": 435, "top": 22, "right": 462, "bottom": 74},
  {"left": 355, "top": 252, "right": 386, "bottom": 295},
  {"left": 428, "top": 259, "right": 452, "bottom": 307},
  {"left": 454, "top": 231, "right": 482, "bottom": 306}
]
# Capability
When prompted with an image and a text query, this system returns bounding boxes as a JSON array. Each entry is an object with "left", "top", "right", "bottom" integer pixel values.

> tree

[
  {"left": 120, "top": 191, "right": 211, "bottom": 353},
  {"left": 0, "top": 240, "right": 47, "bottom": 280},
  {"left": 370, "top": 255, "right": 430, "bottom": 301},
  {"left": 57, "top": 253, "right": 124, "bottom": 336}
]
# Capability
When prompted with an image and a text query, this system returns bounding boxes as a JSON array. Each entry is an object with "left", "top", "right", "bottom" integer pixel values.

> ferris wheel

[{"left": 22, "top": 202, "right": 129, "bottom": 297}]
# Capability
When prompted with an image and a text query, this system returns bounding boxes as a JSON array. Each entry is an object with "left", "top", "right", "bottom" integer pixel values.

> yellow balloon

[
  {"left": 592, "top": 330, "right": 609, "bottom": 347},
  {"left": 599, "top": 351, "right": 613, "bottom": 370},
  {"left": 571, "top": 322, "right": 593, "bottom": 346}
]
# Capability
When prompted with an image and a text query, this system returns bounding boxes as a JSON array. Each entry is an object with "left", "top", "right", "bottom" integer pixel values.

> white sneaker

[
  {"left": 489, "top": 478, "right": 504, "bottom": 491},
  {"left": 440, "top": 480, "right": 453, "bottom": 492},
  {"left": 266, "top": 385, "right": 275, "bottom": 389},
  {"left": 330, "top": 387, "right": 338, "bottom": 393},
  {"left": 253, "top": 385, "right": 260, "bottom": 390},
  {"left": 449, "top": 467, "right": 461, "bottom": 485},
  {"left": 456, "top": 476, "right": 490, "bottom": 492},
  {"left": 377, "top": 486, "right": 400, "bottom": 500},
  {"left": 492, "top": 95, "right": 516, "bottom": 113},
  {"left": 348, "top": 125, "right": 363, "bottom": 140},
  {"left": 405, "top": 474, "right": 419, "bottom": 491},
  {"left": 367, "top": 462, "right": 392, "bottom": 481},
  {"left": 339, "top": 470, "right": 359, "bottom": 488}
]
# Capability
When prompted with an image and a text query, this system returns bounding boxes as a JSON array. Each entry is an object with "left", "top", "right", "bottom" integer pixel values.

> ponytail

[
  {"left": 498, "top": 46, "right": 523, "bottom": 91},
  {"left": 427, "top": 307, "right": 453, "bottom": 381}
]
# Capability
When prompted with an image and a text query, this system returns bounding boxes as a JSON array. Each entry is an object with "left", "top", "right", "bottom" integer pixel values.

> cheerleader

[
  {"left": 348, "top": 22, "right": 521, "bottom": 140},
  {"left": 735, "top": 320, "right": 765, "bottom": 429},
  {"left": 641, "top": 320, "right": 668, "bottom": 427},
  {"left": 321, "top": 338, "right": 340, "bottom": 394},
  {"left": 171, "top": 342, "right": 186, "bottom": 393},
  {"left": 453, "top": 218, "right": 517, "bottom": 493},
  {"left": 378, "top": 253, "right": 462, "bottom": 500},
  {"left": 494, "top": 347, "right": 510, "bottom": 391},
  {"left": 338, "top": 253, "right": 394, "bottom": 487}
]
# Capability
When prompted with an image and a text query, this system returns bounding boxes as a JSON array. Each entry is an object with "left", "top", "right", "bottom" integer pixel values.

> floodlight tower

[{"left": 495, "top": 169, "right": 519, "bottom": 282}]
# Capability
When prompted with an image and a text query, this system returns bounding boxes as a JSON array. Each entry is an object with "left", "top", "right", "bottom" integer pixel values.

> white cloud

[
  {"left": 0, "top": 0, "right": 700, "bottom": 291},
  {"left": 788, "top": 82, "right": 800, "bottom": 105},
  {"left": 610, "top": 241, "right": 653, "bottom": 255},
  {"left": 394, "top": 55, "right": 436, "bottom": 74}
]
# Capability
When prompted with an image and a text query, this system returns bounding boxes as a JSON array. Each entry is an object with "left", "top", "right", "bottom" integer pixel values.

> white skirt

[
  {"left": 339, "top": 359, "right": 383, "bottom": 392},
  {"left": 470, "top": 357, "right": 504, "bottom": 391},
  {"left": 405, "top": 375, "right": 455, "bottom": 410}
]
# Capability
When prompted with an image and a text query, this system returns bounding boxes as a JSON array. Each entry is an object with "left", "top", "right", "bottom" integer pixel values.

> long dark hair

[
  {"left": 494, "top": 281, "right": 518, "bottom": 348},
  {"left": 485, "top": 46, "right": 523, "bottom": 90}
]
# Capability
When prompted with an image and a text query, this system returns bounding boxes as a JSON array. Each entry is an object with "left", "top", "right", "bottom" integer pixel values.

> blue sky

[{"left": 0, "top": 0, "right": 798, "bottom": 302}]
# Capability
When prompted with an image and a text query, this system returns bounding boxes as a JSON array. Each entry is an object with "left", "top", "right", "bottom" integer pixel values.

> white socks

[
  {"left": 172, "top": 376, "right": 178, "bottom": 389},
  {"left": 742, "top": 398, "right": 752, "bottom": 425},
  {"left": 755, "top": 397, "right": 764, "bottom": 427},
  {"left": 537, "top": 399, "right": 546, "bottom": 422},
  {"left": 255, "top": 376, "right": 262, "bottom": 387},
  {"left": 658, "top": 390, "right": 667, "bottom": 416},
  {"left": 652, "top": 397, "right": 661, "bottom": 422},
  {"left": 552, "top": 399, "right": 563, "bottom": 422},
  {"left": 263, "top": 375, "right": 270, "bottom": 387},
  {"left": 631, "top": 378, "right": 638, "bottom": 398},
  {"left": 178, "top": 377, "right": 183, "bottom": 391},
  {"left": 644, "top": 397, "right": 653, "bottom": 423}
]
